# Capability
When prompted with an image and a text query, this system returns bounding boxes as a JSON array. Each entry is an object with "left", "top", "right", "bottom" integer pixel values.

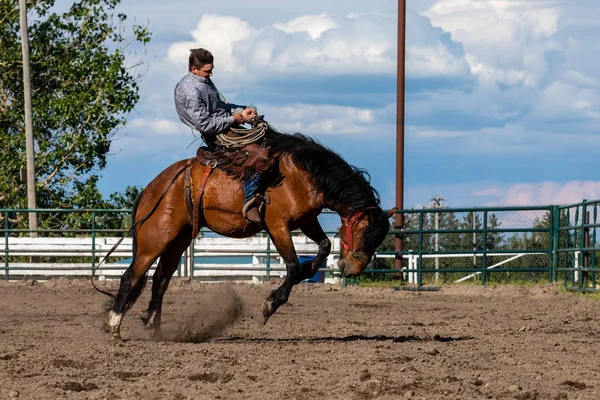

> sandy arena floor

[{"left": 1, "top": 278, "right": 600, "bottom": 399}]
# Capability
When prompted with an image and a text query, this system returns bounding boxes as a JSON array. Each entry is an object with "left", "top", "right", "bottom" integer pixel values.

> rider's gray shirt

[{"left": 174, "top": 72, "right": 245, "bottom": 136}]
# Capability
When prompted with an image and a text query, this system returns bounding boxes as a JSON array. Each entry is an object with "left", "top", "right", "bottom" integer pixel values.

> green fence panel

[{"left": 0, "top": 202, "right": 596, "bottom": 288}]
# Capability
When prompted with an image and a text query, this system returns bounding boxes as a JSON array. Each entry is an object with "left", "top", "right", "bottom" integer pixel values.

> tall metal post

[
  {"left": 394, "top": 0, "right": 406, "bottom": 271},
  {"left": 19, "top": 0, "right": 38, "bottom": 237},
  {"left": 431, "top": 196, "right": 445, "bottom": 282}
]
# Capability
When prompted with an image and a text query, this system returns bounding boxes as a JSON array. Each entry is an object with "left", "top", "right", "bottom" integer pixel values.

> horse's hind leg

[
  {"left": 141, "top": 227, "right": 193, "bottom": 340},
  {"left": 108, "top": 223, "right": 188, "bottom": 342},
  {"left": 108, "top": 250, "right": 160, "bottom": 342}
]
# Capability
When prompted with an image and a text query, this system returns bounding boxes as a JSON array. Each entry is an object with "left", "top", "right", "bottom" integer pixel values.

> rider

[{"left": 174, "top": 48, "right": 264, "bottom": 224}]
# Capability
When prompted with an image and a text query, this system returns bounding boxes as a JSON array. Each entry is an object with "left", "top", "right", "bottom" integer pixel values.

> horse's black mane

[
  {"left": 266, "top": 130, "right": 389, "bottom": 251},
  {"left": 266, "top": 130, "right": 379, "bottom": 213}
]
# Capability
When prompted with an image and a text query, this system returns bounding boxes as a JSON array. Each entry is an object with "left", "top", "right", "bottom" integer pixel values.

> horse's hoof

[
  {"left": 261, "top": 301, "right": 274, "bottom": 325},
  {"left": 140, "top": 313, "right": 150, "bottom": 326},
  {"left": 109, "top": 332, "right": 123, "bottom": 344}
]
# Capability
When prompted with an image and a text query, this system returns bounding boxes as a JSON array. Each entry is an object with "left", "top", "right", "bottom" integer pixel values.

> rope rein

[{"left": 216, "top": 121, "right": 268, "bottom": 149}]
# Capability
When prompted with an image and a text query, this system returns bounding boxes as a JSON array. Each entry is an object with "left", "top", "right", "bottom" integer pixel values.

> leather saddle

[
  {"left": 184, "top": 141, "right": 275, "bottom": 237},
  {"left": 196, "top": 141, "right": 273, "bottom": 179}
]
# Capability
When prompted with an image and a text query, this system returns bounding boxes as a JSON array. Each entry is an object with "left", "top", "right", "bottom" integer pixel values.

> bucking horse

[{"left": 94, "top": 123, "right": 395, "bottom": 342}]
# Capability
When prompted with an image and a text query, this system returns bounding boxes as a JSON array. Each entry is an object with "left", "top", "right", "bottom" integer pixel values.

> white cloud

[
  {"left": 472, "top": 188, "right": 504, "bottom": 197},
  {"left": 563, "top": 70, "right": 600, "bottom": 88},
  {"left": 166, "top": 15, "right": 254, "bottom": 75},
  {"left": 164, "top": 12, "right": 469, "bottom": 82},
  {"left": 406, "top": 180, "right": 600, "bottom": 209},
  {"left": 409, "top": 122, "right": 600, "bottom": 155},
  {"left": 407, "top": 44, "right": 469, "bottom": 78},
  {"left": 273, "top": 13, "right": 339, "bottom": 39},
  {"left": 107, "top": 118, "right": 195, "bottom": 159},
  {"left": 424, "top": 0, "right": 561, "bottom": 88},
  {"left": 128, "top": 118, "right": 187, "bottom": 135},
  {"left": 531, "top": 79, "right": 600, "bottom": 120},
  {"left": 497, "top": 181, "right": 600, "bottom": 205},
  {"left": 259, "top": 103, "right": 392, "bottom": 135}
]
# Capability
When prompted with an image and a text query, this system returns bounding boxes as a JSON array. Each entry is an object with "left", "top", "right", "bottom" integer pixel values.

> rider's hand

[
  {"left": 241, "top": 108, "right": 257, "bottom": 121},
  {"left": 233, "top": 114, "right": 245, "bottom": 125}
]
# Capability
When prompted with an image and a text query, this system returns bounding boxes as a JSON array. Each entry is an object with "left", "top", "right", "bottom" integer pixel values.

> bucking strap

[{"left": 184, "top": 158, "right": 194, "bottom": 226}]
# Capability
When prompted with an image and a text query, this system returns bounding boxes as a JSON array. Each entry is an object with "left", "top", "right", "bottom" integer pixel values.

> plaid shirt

[{"left": 174, "top": 72, "right": 245, "bottom": 136}]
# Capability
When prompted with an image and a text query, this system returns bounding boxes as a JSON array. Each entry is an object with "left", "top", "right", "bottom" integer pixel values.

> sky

[{"left": 60, "top": 0, "right": 600, "bottom": 209}]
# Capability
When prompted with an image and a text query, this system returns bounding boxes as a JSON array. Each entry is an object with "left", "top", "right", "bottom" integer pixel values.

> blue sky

[{"left": 82, "top": 0, "right": 600, "bottom": 209}]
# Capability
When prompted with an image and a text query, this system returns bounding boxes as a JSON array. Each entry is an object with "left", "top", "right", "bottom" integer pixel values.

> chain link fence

[{"left": 366, "top": 206, "right": 554, "bottom": 287}]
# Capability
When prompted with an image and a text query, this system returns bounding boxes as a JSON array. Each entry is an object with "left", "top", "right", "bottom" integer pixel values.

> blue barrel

[{"left": 299, "top": 255, "right": 325, "bottom": 283}]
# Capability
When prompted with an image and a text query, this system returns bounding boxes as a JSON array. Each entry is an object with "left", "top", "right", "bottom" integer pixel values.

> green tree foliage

[{"left": 0, "top": 0, "right": 149, "bottom": 221}]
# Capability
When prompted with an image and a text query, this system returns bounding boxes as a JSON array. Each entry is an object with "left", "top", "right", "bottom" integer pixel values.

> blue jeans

[{"left": 243, "top": 172, "right": 263, "bottom": 204}]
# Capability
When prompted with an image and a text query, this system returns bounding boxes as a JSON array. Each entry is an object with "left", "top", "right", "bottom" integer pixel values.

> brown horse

[{"left": 104, "top": 130, "right": 395, "bottom": 341}]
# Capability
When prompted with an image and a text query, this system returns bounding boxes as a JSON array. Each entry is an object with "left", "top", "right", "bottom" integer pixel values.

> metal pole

[
  {"left": 4, "top": 211, "right": 9, "bottom": 281},
  {"left": 473, "top": 212, "right": 477, "bottom": 283},
  {"left": 431, "top": 196, "right": 444, "bottom": 282},
  {"left": 91, "top": 211, "right": 97, "bottom": 274},
  {"left": 19, "top": 0, "right": 38, "bottom": 237},
  {"left": 394, "top": 0, "right": 406, "bottom": 272},
  {"left": 584, "top": 211, "right": 590, "bottom": 270},
  {"left": 482, "top": 210, "right": 488, "bottom": 285},
  {"left": 550, "top": 206, "right": 559, "bottom": 283}
]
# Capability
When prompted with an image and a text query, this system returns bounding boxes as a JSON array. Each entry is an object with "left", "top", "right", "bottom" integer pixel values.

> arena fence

[
  {"left": 554, "top": 199, "right": 600, "bottom": 293},
  {"left": 1, "top": 200, "right": 598, "bottom": 291}
]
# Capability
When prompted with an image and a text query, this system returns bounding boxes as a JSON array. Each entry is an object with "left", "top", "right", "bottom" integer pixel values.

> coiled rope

[{"left": 216, "top": 122, "right": 268, "bottom": 149}]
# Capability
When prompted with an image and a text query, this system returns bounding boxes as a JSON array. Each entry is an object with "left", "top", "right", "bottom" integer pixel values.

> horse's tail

[{"left": 91, "top": 192, "right": 144, "bottom": 302}]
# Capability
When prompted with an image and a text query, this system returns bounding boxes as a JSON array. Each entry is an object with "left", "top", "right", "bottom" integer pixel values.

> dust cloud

[{"left": 172, "top": 285, "right": 245, "bottom": 342}]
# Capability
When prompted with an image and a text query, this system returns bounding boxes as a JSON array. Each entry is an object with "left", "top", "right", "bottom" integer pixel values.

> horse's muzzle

[
  {"left": 337, "top": 259, "right": 346, "bottom": 275},
  {"left": 337, "top": 259, "right": 357, "bottom": 278}
]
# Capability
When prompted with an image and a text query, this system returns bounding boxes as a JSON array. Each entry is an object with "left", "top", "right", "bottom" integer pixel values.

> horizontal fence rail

[{"left": 1, "top": 201, "right": 597, "bottom": 290}]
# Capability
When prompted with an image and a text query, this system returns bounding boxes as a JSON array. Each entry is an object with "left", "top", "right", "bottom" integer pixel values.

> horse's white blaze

[{"left": 108, "top": 311, "right": 122, "bottom": 329}]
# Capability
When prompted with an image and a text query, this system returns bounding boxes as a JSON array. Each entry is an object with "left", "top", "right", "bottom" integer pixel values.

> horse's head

[{"left": 337, "top": 207, "right": 397, "bottom": 277}]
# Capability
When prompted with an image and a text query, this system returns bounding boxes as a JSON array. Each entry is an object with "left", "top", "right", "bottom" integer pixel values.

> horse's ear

[{"left": 385, "top": 207, "right": 398, "bottom": 218}]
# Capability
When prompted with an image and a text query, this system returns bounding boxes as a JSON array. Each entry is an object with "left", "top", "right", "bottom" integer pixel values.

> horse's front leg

[
  {"left": 297, "top": 219, "right": 331, "bottom": 283},
  {"left": 261, "top": 225, "right": 301, "bottom": 324}
]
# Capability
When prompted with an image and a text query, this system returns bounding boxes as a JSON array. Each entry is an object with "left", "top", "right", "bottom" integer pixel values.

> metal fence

[
  {"left": 555, "top": 199, "right": 600, "bottom": 292},
  {"left": 368, "top": 205, "right": 554, "bottom": 288},
  {"left": 1, "top": 201, "right": 598, "bottom": 290}
]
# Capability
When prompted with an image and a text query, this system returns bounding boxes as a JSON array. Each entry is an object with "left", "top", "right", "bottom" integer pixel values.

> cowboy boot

[{"left": 243, "top": 196, "right": 262, "bottom": 223}]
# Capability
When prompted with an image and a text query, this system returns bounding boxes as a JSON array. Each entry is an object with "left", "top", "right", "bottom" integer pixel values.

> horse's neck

[
  {"left": 277, "top": 153, "right": 372, "bottom": 215},
  {"left": 279, "top": 156, "right": 324, "bottom": 209}
]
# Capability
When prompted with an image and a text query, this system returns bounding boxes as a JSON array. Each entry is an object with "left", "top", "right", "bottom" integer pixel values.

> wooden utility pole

[
  {"left": 19, "top": 0, "right": 38, "bottom": 237},
  {"left": 394, "top": 0, "right": 406, "bottom": 271}
]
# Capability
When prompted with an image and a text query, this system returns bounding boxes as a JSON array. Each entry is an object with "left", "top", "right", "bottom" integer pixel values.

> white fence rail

[{"left": 1, "top": 236, "right": 342, "bottom": 282}]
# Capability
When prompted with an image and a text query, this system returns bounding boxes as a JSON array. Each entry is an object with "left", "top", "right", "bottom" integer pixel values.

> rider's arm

[{"left": 187, "top": 94, "right": 235, "bottom": 135}]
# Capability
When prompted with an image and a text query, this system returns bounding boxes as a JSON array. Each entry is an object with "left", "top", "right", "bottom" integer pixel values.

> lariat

[{"left": 217, "top": 121, "right": 268, "bottom": 149}]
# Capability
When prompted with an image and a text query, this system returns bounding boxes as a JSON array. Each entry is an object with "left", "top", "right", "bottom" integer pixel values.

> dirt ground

[{"left": 1, "top": 279, "right": 600, "bottom": 400}]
